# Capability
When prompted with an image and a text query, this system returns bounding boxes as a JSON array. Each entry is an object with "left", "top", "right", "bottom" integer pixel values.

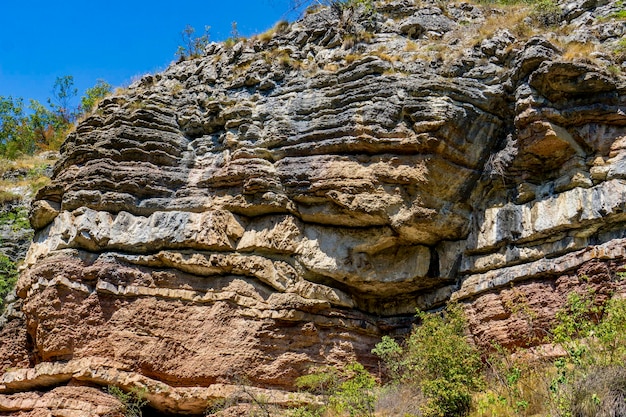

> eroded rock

[{"left": 2, "top": 0, "right": 626, "bottom": 414}]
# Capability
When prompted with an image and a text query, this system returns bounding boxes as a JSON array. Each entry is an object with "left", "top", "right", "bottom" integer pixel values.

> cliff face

[{"left": 2, "top": 0, "right": 626, "bottom": 414}]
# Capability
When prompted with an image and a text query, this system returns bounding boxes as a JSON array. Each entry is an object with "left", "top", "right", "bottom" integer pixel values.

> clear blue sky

[{"left": 0, "top": 0, "right": 305, "bottom": 107}]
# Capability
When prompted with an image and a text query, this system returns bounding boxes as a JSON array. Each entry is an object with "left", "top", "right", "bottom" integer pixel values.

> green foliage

[
  {"left": 48, "top": 75, "right": 78, "bottom": 125},
  {"left": 80, "top": 79, "right": 112, "bottom": 114},
  {"left": 479, "top": 343, "right": 548, "bottom": 417},
  {"left": 329, "top": 362, "right": 376, "bottom": 417},
  {"left": 371, "top": 335, "right": 403, "bottom": 380},
  {"left": 295, "top": 365, "right": 340, "bottom": 395},
  {"left": 288, "top": 288, "right": 626, "bottom": 417},
  {"left": 289, "top": 405, "right": 325, "bottom": 417},
  {"left": 546, "top": 290, "right": 626, "bottom": 416},
  {"left": 28, "top": 99, "right": 60, "bottom": 151},
  {"left": 552, "top": 290, "right": 601, "bottom": 345},
  {"left": 106, "top": 386, "right": 148, "bottom": 417},
  {"left": 0, "top": 207, "right": 31, "bottom": 232},
  {"left": 474, "top": 288, "right": 626, "bottom": 417},
  {"left": 296, "top": 363, "right": 376, "bottom": 417},
  {"left": 611, "top": 0, "right": 626, "bottom": 19},
  {"left": 612, "top": 9, "right": 626, "bottom": 18},
  {"left": 0, "top": 77, "right": 109, "bottom": 159},
  {"left": 176, "top": 25, "right": 211, "bottom": 60},
  {"left": 373, "top": 304, "right": 483, "bottom": 417},
  {"left": 0, "top": 96, "right": 33, "bottom": 158},
  {"left": 0, "top": 253, "right": 18, "bottom": 313}
]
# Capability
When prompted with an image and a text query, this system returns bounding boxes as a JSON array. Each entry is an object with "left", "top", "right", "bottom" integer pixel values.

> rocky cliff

[{"left": 1, "top": 0, "right": 626, "bottom": 415}]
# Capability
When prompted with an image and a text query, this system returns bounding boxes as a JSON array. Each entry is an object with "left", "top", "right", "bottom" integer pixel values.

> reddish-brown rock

[{"left": 1, "top": 0, "right": 626, "bottom": 414}]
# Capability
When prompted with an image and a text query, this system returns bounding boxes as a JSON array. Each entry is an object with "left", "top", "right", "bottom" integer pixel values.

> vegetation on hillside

[
  {"left": 0, "top": 205, "right": 33, "bottom": 313},
  {"left": 283, "top": 287, "right": 626, "bottom": 417},
  {"left": 0, "top": 253, "right": 18, "bottom": 313},
  {"left": 0, "top": 77, "right": 111, "bottom": 160}
]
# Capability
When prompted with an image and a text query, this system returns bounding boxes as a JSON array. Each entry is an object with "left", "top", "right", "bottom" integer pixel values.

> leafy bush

[
  {"left": 296, "top": 365, "right": 340, "bottom": 395},
  {"left": 80, "top": 80, "right": 112, "bottom": 114},
  {"left": 546, "top": 290, "right": 626, "bottom": 416},
  {"left": 106, "top": 386, "right": 147, "bottom": 417},
  {"left": 0, "top": 254, "right": 18, "bottom": 313},
  {"left": 287, "top": 289, "right": 626, "bottom": 417},
  {"left": 0, "top": 96, "right": 34, "bottom": 158},
  {"left": 295, "top": 362, "right": 376, "bottom": 417},
  {"left": 330, "top": 362, "right": 377, "bottom": 417},
  {"left": 373, "top": 304, "right": 483, "bottom": 417},
  {"left": 0, "top": 207, "right": 31, "bottom": 232},
  {"left": 474, "top": 288, "right": 626, "bottom": 417},
  {"left": 1, "top": 77, "right": 111, "bottom": 159}
]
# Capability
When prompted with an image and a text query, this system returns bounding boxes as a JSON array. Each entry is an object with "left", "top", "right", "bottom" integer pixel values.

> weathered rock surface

[
  {"left": 1, "top": 155, "right": 57, "bottom": 384},
  {"left": 2, "top": 0, "right": 626, "bottom": 414}
]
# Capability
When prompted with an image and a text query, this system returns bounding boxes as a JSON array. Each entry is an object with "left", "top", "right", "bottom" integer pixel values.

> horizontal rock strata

[{"left": 2, "top": 0, "right": 626, "bottom": 414}]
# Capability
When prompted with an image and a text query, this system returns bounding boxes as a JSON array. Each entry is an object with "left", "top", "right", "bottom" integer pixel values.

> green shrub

[
  {"left": 374, "top": 304, "right": 483, "bottom": 417},
  {"left": 0, "top": 207, "right": 31, "bottom": 232},
  {"left": 296, "top": 365, "right": 340, "bottom": 395},
  {"left": 0, "top": 254, "right": 18, "bottom": 313},
  {"left": 80, "top": 80, "right": 112, "bottom": 114},
  {"left": 295, "top": 362, "right": 376, "bottom": 417},
  {"left": 329, "top": 362, "right": 376, "bottom": 417},
  {"left": 289, "top": 405, "right": 325, "bottom": 417},
  {"left": 106, "top": 386, "right": 147, "bottom": 417},
  {"left": 547, "top": 290, "right": 626, "bottom": 416},
  {"left": 176, "top": 25, "right": 210, "bottom": 60},
  {"left": 1, "top": 77, "right": 109, "bottom": 158}
]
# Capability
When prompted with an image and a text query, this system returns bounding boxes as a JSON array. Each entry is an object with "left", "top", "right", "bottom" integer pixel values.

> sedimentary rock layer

[{"left": 1, "top": 0, "right": 626, "bottom": 414}]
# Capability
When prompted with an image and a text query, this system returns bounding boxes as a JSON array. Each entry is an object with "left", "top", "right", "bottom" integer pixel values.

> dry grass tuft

[
  {"left": 345, "top": 53, "right": 361, "bottom": 64},
  {"left": 0, "top": 191, "right": 21, "bottom": 205},
  {"left": 561, "top": 41, "right": 598, "bottom": 62},
  {"left": 477, "top": 6, "right": 534, "bottom": 41},
  {"left": 405, "top": 40, "right": 419, "bottom": 52},
  {"left": 257, "top": 29, "right": 275, "bottom": 43}
]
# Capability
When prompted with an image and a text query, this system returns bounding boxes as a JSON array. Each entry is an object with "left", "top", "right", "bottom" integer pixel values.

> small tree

[
  {"left": 330, "top": 362, "right": 377, "bottom": 417},
  {"left": 48, "top": 75, "right": 78, "bottom": 126},
  {"left": 80, "top": 79, "right": 112, "bottom": 114},
  {"left": 176, "top": 25, "right": 211, "bottom": 60},
  {"left": 0, "top": 96, "right": 34, "bottom": 158},
  {"left": 373, "top": 304, "right": 484, "bottom": 417},
  {"left": 28, "top": 99, "right": 58, "bottom": 150},
  {"left": 0, "top": 254, "right": 18, "bottom": 313},
  {"left": 295, "top": 363, "right": 377, "bottom": 417}
]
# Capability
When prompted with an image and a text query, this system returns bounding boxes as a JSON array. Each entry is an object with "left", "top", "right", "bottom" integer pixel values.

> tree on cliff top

[{"left": 0, "top": 77, "right": 111, "bottom": 159}]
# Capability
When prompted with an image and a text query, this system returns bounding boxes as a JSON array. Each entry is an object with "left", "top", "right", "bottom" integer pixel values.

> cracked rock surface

[{"left": 1, "top": 0, "right": 626, "bottom": 414}]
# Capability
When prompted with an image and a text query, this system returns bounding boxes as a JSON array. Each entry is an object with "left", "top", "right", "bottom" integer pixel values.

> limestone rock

[{"left": 2, "top": 0, "right": 626, "bottom": 414}]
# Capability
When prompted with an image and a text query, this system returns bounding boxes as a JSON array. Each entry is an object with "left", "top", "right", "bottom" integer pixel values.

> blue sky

[{"left": 0, "top": 1, "right": 305, "bottom": 108}]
